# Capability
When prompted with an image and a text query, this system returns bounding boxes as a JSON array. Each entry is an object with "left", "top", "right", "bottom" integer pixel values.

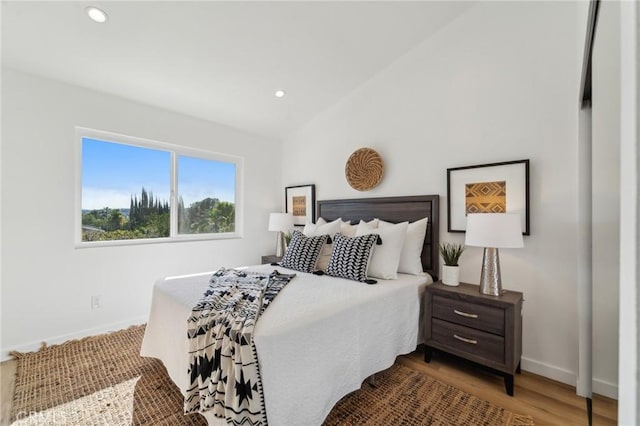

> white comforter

[{"left": 140, "top": 264, "right": 430, "bottom": 425}]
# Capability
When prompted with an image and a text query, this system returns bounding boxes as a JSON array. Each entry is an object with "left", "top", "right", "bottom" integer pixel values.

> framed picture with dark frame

[
  {"left": 447, "top": 159, "right": 530, "bottom": 234},
  {"left": 285, "top": 184, "right": 316, "bottom": 226}
]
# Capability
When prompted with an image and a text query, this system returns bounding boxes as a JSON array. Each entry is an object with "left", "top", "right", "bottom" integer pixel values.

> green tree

[
  {"left": 182, "top": 197, "right": 220, "bottom": 234},
  {"left": 106, "top": 210, "right": 126, "bottom": 231},
  {"left": 210, "top": 201, "right": 235, "bottom": 232}
]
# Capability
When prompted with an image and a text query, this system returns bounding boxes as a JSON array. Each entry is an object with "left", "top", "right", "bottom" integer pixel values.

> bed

[{"left": 141, "top": 195, "right": 440, "bottom": 425}]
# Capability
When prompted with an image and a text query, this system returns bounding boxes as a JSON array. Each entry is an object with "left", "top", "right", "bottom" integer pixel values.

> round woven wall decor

[{"left": 345, "top": 148, "right": 384, "bottom": 191}]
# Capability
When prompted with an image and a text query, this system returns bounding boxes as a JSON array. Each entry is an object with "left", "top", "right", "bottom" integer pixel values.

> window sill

[{"left": 75, "top": 232, "right": 242, "bottom": 248}]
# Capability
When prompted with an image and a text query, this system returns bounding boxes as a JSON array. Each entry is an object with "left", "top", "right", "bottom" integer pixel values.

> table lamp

[
  {"left": 268, "top": 213, "right": 293, "bottom": 257},
  {"left": 465, "top": 213, "right": 524, "bottom": 296}
]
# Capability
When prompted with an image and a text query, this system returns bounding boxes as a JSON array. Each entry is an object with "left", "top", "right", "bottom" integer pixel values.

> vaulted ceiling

[{"left": 2, "top": 1, "right": 474, "bottom": 140}]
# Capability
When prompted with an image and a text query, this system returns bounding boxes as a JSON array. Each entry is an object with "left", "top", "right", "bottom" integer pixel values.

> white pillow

[
  {"left": 356, "top": 221, "right": 408, "bottom": 280},
  {"left": 354, "top": 218, "right": 379, "bottom": 234},
  {"left": 340, "top": 220, "right": 357, "bottom": 238},
  {"left": 378, "top": 217, "right": 428, "bottom": 275},
  {"left": 302, "top": 217, "right": 327, "bottom": 235},
  {"left": 303, "top": 217, "right": 341, "bottom": 271}
]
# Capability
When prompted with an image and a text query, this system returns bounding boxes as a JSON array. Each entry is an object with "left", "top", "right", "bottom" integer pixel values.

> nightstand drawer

[
  {"left": 431, "top": 318, "right": 505, "bottom": 364},
  {"left": 432, "top": 295, "right": 505, "bottom": 335}
]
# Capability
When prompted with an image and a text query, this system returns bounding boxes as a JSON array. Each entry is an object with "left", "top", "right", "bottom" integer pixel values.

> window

[
  {"left": 76, "top": 128, "right": 242, "bottom": 246},
  {"left": 177, "top": 155, "right": 236, "bottom": 234}
]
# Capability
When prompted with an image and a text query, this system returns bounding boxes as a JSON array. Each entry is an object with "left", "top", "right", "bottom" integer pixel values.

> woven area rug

[
  {"left": 10, "top": 325, "right": 533, "bottom": 425},
  {"left": 325, "top": 365, "right": 533, "bottom": 426}
]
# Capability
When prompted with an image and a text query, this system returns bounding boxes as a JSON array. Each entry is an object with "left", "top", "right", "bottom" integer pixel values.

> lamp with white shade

[
  {"left": 268, "top": 213, "right": 293, "bottom": 257},
  {"left": 465, "top": 213, "right": 524, "bottom": 296}
]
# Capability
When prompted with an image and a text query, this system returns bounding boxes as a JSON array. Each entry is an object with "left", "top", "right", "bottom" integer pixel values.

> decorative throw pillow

[
  {"left": 378, "top": 217, "right": 428, "bottom": 275},
  {"left": 303, "top": 217, "right": 342, "bottom": 271},
  {"left": 281, "top": 230, "right": 328, "bottom": 273},
  {"left": 326, "top": 233, "right": 379, "bottom": 283},
  {"left": 356, "top": 221, "right": 408, "bottom": 280}
]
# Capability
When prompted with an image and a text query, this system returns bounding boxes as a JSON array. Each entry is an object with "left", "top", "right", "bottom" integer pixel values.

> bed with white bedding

[
  {"left": 141, "top": 195, "right": 440, "bottom": 425},
  {"left": 141, "top": 265, "right": 432, "bottom": 425}
]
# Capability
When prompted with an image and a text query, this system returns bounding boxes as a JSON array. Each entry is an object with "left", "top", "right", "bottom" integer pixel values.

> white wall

[
  {"left": 617, "top": 0, "right": 639, "bottom": 421},
  {"left": 591, "top": 0, "right": 621, "bottom": 399},
  {"left": 1, "top": 69, "right": 281, "bottom": 358},
  {"left": 282, "top": 2, "right": 587, "bottom": 388}
]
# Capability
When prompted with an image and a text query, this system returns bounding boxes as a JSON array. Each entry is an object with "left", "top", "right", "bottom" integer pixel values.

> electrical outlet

[{"left": 91, "top": 295, "right": 102, "bottom": 309}]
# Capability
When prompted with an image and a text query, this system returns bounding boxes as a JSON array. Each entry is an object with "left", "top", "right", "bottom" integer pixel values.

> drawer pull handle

[
  {"left": 454, "top": 309, "right": 478, "bottom": 319},
  {"left": 453, "top": 334, "right": 478, "bottom": 345}
]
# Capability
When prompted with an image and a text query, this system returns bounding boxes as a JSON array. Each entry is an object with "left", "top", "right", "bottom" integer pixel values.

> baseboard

[
  {"left": 521, "top": 356, "right": 577, "bottom": 387},
  {"left": 1, "top": 316, "right": 147, "bottom": 362},
  {"left": 592, "top": 377, "right": 618, "bottom": 400},
  {"left": 521, "top": 356, "right": 619, "bottom": 400}
]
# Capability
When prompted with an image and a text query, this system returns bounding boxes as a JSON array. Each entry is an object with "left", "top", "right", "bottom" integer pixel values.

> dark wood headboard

[{"left": 316, "top": 195, "right": 440, "bottom": 281}]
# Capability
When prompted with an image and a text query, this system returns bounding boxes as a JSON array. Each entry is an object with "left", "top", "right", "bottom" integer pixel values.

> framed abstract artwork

[
  {"left": 447, "top": 160, "right": 530, "bottom": 234},
  {"left": 285, "top": 184, "right": 316, "bottom": 226}
]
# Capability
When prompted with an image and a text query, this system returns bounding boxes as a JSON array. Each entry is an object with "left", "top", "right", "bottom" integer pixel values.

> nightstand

[
  {"left": 261, "top": 255, "right": 282, "bottom": 264},
  {"left": 423, "top": 281, "right": 523, "bottom": 396}
]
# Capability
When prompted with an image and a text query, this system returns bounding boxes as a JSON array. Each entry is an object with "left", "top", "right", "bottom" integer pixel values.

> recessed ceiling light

[
  {"left": 274, "top": 89, "right": 286, "bottom": 98},
  {"left": 86, "top": 6, "right": 108, "bottom": 23}
]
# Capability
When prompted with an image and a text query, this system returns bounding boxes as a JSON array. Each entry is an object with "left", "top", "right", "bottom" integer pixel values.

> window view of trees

[
  {"left": 178, "top": 197, "right": 235, "bottom": 234},
  {"left": 176, "top": 154, "right": 236, "bottom": 235},
  {"left": 80, "top": 132, "right": 239, "bottom": 244},
  {"left": 82, "top": 188, "right": 170, "bottom": 241},
  {"left": 82, "top": 189, "right": 236, "bottom": 241}
]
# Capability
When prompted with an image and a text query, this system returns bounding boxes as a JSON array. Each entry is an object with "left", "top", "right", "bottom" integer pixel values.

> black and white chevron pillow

[
  {"left": 326, "top": 233, "right": 379, "bottom": 283},
  {"left": 281, "top": 230, "right": 328, "bottom": 273}
]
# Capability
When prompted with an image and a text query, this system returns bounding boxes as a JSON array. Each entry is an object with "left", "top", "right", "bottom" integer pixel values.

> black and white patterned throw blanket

[{"left": 185, "top": 268, "right": 296, "bottom": 425}]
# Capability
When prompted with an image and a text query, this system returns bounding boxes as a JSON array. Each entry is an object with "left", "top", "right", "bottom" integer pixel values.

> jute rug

[{"left": 10, "top": 325, "right": 534, "bottom": 425}]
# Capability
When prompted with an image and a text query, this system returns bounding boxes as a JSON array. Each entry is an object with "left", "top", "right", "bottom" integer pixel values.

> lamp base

[
  {"left": 275, "top": 231, "right": 286, "bottom": 258},
  {"left": 479, "top": 247, "right": 504, "bottom": 296}
]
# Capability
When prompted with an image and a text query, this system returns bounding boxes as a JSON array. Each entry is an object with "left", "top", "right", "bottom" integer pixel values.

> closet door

[{"left": 591, "top": 0, "right": 620, "bottom": 403}]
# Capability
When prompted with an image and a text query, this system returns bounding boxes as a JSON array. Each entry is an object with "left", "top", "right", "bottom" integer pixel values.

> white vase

[{"left": 442, "top": 265, "right": 460, "bottom": 286}]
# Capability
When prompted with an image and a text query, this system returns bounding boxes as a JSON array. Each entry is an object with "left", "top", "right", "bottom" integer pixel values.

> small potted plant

[{"left": 439, "top": 242, "right": 464, "bottom": 286}]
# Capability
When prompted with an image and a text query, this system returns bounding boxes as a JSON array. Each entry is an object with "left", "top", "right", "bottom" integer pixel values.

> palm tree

[{"left": 209, "top": 201, "right": 235, "bottom": 232}]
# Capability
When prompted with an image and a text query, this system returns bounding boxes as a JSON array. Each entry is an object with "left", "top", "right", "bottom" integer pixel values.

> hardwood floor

[
  {"left": 397, "top": 350, "right": 617, "bottom": 426},
  {"left": 0, "top": 360, "right": 17, "bottom": 426},
  {"left": 0, "top": 351, "right": 616, "bottom": 425}
]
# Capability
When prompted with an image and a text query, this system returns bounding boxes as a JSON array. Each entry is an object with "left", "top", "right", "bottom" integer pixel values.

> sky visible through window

[
  {"left": 178, "top": 155, "right": 236, "bottom": 206},
  {"left": 82, "top": 138, "right": 235, "bottom": 210}
]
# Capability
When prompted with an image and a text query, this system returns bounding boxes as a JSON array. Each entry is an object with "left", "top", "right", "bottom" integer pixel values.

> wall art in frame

[
  {"left": 285, "top": 184, "right": 316, "bottom": 226},
  {"left": 447, "top": 159, "right": 530, "bottom": 234}
]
